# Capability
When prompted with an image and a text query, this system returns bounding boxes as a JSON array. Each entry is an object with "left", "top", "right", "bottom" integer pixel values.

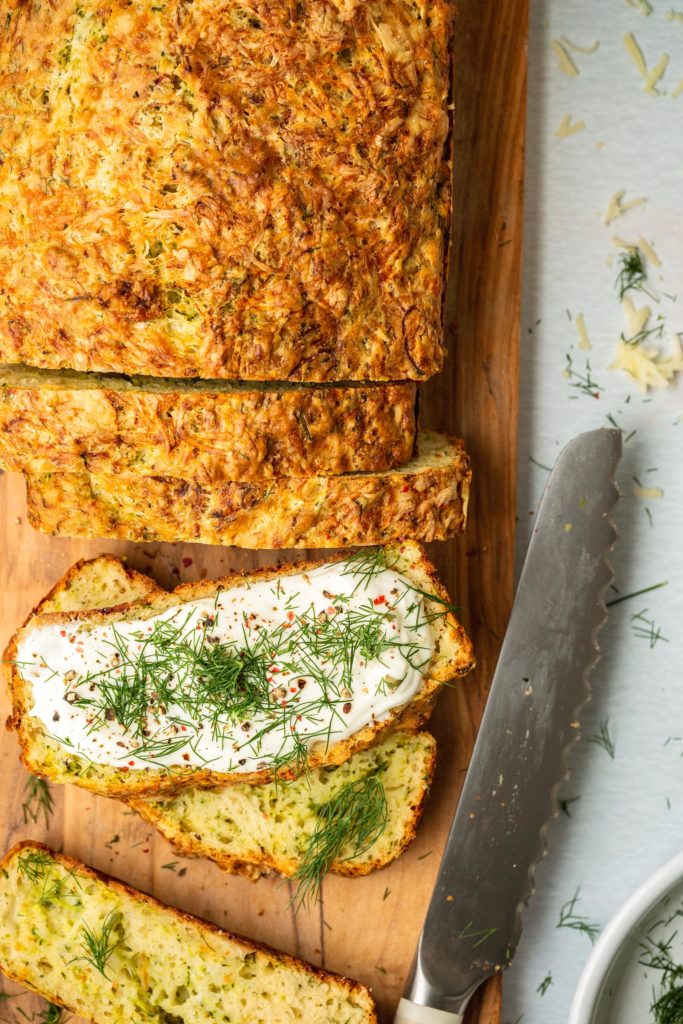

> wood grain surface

[{"left": 0, "top": 1, "right": 527, "bottom": 1021}]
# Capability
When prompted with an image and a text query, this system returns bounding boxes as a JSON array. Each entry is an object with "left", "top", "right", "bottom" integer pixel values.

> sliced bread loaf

[
  {"left": 32, "top": 556, "right": 437, "bottom": 884},
  {"left": 0, "top": 365, "right": 418, "bottom": 482},
  {"left": 0, "top": 842, "right": 377, "bottom": 1024},
  {"left": 7, "top": 541, "right": 473, "bottom": 797},
  {"left": 24, "top": 432, "right": 470, "bottom": 549}
]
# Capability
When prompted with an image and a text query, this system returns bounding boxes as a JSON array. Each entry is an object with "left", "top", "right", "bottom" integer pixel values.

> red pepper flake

[
  {"left": 373, "top": 595, "right": 386, "bottom": 605},
  {"left": 182, "top": 557, "right": 193, "bottom": 568},
  {"left": 142, "top": 848, "right": 150, "bottom": 853},
  {"left": 128, "top": 760, "right": 135, "bottom": 766},
  {"left": 60, "top": 629, "right": 66, "bottom": 637},
  {"left": 181, "top": 725, "right": 187, "bottom": 731},
  {"left": 402, "top": 485, "right": 411, "bottom": 492},
  {"left": 182, "top": 753, "right": 190, "bottom": 761},
  {"left": 287, "top": 611, "right": 295, "bottom": 621}
]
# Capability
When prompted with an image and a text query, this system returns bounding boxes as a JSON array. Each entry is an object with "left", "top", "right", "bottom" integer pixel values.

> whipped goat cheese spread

[{"left": 16, "top": 557, "right": 435, "bottom": 773}]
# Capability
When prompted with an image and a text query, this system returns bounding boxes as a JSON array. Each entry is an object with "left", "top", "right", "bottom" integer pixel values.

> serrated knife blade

[{"left": 394, "top": 428, "right": 622, "bottom": 1024}]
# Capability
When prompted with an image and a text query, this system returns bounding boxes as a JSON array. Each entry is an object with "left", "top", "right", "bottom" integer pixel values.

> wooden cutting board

[{"left": 0, "top": 1, "right": 527, "bottom": 1021}]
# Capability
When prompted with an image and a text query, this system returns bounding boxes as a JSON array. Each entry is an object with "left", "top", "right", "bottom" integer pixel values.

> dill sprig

[
  {"left": 21, "top": 776, "right": 54, "bottom": 828},
  {"left": 615, "top": 247, "right": 648, "bottom": 301},
  {"left": 16, "top": 852, "right": 80, "bottom": 908},
  {"left": 557, "top": 889, "right": 601, "bottom": 944},
  {"left": 537, "top": 972, "right": 553, "bottom": 996},
  {"left": 631, "top": 609, "right": 669, "bottom": 649},
  {"left": 564, "top": 353, "right": 602, "bottom": 398},
  {"left": 68, "top": 910, "right": 122, "bottom": 979},
  {"left": 586, "top": 718, "right": 615, "bottom": 759},
  {"left": 639, "top": 928, "right": 683, "bottom": 1024},
  {"left": 339, "top": 546, "right": 388, "bottom": 592},
  {"left": 291, "top": 770, "right": 388, "bottom": 909}
]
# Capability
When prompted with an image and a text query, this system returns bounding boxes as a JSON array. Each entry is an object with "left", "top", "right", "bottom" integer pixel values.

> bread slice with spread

[
  {"left": 7, "top": 541, "right": 473, "bottom": 798},
  {"left": 0, "top": 842, "right": 377, "bottom": 1024},
  {"left": 19, "top": 555, "right": 438, "bottom": 888}
]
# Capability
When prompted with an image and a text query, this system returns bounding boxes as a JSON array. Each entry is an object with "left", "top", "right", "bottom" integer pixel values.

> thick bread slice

[
  {"left": 30, "top": 554, "right": 163, "bottom": 615},
  {"left": 0, "top": 842, "right": 377, "bottom": 1024},
  {"left": 7, "top": 541, "right": 474, "bottom": 798},
  {"left": 34, "top": 557, "right": 437, "bottom": 881},
  {"left": 0, "top": 1, "right": 451, "bottom": 383},
  {"left": 25, "top": 432, "right": 470, "bottom": 549},
  {"left": 132, "top": 731, "right": 437, "bottom": 881},
  {"left": 0, "top": 365, "right": 418, "bottom": 482}
]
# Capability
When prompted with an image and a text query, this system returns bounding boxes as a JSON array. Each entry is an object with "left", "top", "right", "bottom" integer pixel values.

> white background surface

[{"left": 506, "top": 2, "right": 683, "bottom": 1021}]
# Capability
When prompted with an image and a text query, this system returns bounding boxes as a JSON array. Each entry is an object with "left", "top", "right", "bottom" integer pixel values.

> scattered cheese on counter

[
  {"left": 626, "top": 0, "right": 653, "bottom": 14},
  {"left": 672, "top": 78, "right": 683, "bottom": 99},
  {"left": 555, "top": 114, "right": 586, "bottom": 138},
  {"left": 623, "top": 297, "right": 652, "bottom": 338},
  {"left": 551, "top": 37, "right": 599, "bottom": 77},
  {"left": 610, "top": 335, "right": 683, "bottom": 391},
  {"left": 552, "top": 39, "right": 579, "bottom": 76},
  {"left": 624, "top": 33, "right": 670, "bottom": 95},
  {"left": 576, "top": 313, "right": 592, "bottom": 350},
  {"left": 633, "top": 485, "right": 664, "bottom": 499},
  {"left": 666, "top": 10, "right": 683, "bottom": 22},
  {"left": 638, "top": 237, "right": 662, "bottom": 267},
  {"left": 604, "top": 191, "right": 647, "bottom": 224}
]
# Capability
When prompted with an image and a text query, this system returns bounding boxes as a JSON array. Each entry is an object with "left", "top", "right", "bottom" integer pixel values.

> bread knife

[{"left": 394, "top": 428, "right": 622, "bottom": 1024}]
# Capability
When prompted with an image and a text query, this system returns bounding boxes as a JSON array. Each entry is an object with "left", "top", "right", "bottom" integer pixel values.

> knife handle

[{"left": 393, "top": 998, "right": 464, "bottom": 1024}]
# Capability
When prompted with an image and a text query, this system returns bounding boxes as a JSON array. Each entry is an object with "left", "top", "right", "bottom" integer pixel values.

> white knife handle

[{"left": 393, "top": 998, "right": 464, "bottom": 1024}]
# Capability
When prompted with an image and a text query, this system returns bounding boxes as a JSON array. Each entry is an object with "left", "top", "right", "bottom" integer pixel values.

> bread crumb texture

[
  {"left": 134, "top": 730, "right": 437, "bottom": 879},
  {"left": 0, "top": 843, "right": 377, "bottom": 1023},
  {"left": 0, "top": 0, "right": 451, "bottom": 381},
  {"left": 0, "top": 365, "right": 418, "bottom": 481},
  {"left": 24, "top": 432, "right": 470, "bottom": 548}
]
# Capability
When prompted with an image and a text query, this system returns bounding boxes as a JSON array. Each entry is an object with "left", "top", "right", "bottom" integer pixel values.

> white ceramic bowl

[{"left": 569, "top": 850, "right": 683, "bottom": 1024}]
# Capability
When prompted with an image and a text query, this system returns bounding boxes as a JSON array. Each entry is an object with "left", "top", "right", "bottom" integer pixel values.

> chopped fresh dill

[
  {"left": 557, "top": 889, "right": 601, "bottom": 944},
  {"left": 586, "top": 718, "right": 615, "bottom": 759},
  {"left": 607, "top": 580, "right": 668, "bottom": 607},
  {"left": 639, "top": 926, "right": 683, "bottom": 1023},
  {"left": 559, "top": 795, "right": 581, "bottom": 818},
  {"left": 68, "top": 910, "right": 122, "bottom": 979},
  {"left": 459, "top": 922, "right": 499, "bottom": 948},
  {"left": 16, "top": 852, "right": 80, "bottom": 908},
  {"left": 291, "top": 769, "right": 388, "bottom": 910},
  {"left": 564, "top": 353, "right": 602, "bottom": 398},
  {"left": 615, "top": 247, "right": 648, "bottom": 301},
  {"left": 537, "top": 972, "right": 553, "bottom": 996},
  {"left": 631, "top": 609, "right": 669, "bottom": 648},
  {"left": 338, "top": 547, "right": 388, "bottom": 592},
  {"left": 21, "top": 776, "right": 55, "bottom": 828}
]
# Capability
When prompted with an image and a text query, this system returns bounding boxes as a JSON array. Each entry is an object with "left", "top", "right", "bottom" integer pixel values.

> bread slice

[
  {"left": 7, "top": 541, "right": 473, "bottom": 798},
  {"left": 0, "top": 842, "right": 377, "bottom": 1024},
  {"left": 31, "top": 556, "right": 437, "bottom": 882},
  {"left": 0, "top": 364, "right": 418, "bottom": 482},
  {"left": 132, "top": 731, "right": 436, "bottom": 882},
  {"left": 24, "top": 431, "right": 470, "bottom": 549}
]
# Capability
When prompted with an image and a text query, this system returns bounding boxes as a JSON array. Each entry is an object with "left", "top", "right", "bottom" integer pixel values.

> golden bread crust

[
  {"left": 24, "top": 432, "right": 470, "bottom": 549},
  {"left": 0, "top": 369, "right": 418, "bottom": 481},
  {"left": 0, "top": 0, "right": 452, "bottom": 381}
]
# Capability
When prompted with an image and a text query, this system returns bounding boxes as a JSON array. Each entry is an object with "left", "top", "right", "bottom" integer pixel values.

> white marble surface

[{"left": 505, "top": 2, "right": 683, "bottom": 1021}]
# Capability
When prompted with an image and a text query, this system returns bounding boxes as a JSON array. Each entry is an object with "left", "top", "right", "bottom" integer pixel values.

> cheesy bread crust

[{"left": 0, "top": 0, "right": 452, "bottom": 381}]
